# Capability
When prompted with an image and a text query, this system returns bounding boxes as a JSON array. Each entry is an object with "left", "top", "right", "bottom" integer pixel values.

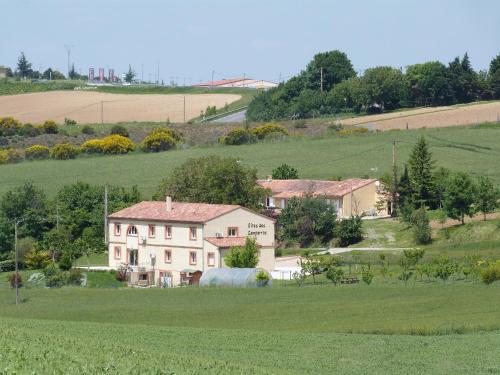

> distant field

[
  {"left": 0, "top": 284, "right": 499, "bottom": 373},
  {"left": 1, "top": 124, "right": 500, "bottom": 197},
  {"left": 0, "top": 90, "right": 242, "bottom": 123},
  {"left": 339, "top": 101, "right": 500, "bottom": 130}
]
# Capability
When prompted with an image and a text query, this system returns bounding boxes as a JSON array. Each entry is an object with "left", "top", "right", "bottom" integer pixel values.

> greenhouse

[{"left": 199, "top": 268, "right": 272, "bottom": 288}]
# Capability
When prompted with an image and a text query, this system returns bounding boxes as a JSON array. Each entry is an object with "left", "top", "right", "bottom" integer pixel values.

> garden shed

[{"left": 199, "top": 268, "right": 272, "bottom": 288}]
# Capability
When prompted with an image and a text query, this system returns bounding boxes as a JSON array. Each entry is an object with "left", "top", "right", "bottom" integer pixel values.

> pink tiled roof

[
  {"left": 108, "top": 201, "right": 239, "bottom": 223},
  {"left": 196, "top": 77, "right": 246, "bottom": 87},
  {"left": 257, "top": 178, "right": 377, "bottom": 198},
  {"left": 205, "top": 237, "right": 247, "bottom": 248}
]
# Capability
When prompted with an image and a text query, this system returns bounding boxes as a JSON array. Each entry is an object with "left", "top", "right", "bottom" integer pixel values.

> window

[
  {"left": 148, "top": 224, "right": 155, "bottom": 238},
  {"left": 138, "top": 273, "right": 148, "bottom": 281},
  {"left": 114, "top": 223, "right": 121, "bottom": 236},
  {"left": 189, "top": 227, "right": 197, "bottom": 240},
  {"left": 165, "top": 225, "right": 172, "bottom": 239},
  {"left": 129, "top": 249, "right": 138, "bottom": 266},
  {"left": 227, "top": 227, "right": 238, "bottom": 237},
  {"left": 266, "top": 197, "right": 275, "bottom": 208},
  {"left": 189, "top": 251, "right": 197, "bottom": 265},
  {"left": 207, "top": 252, "right": 215, "bottom": 267},
  {"left": 114, "top": 246, "right": 121, "bottom": 259},
  {"left": 164, "top": 250, "right": 172, "bottom": 263},
  {"left": 127, "top": 225, "right": 138, "bottom": 236}
]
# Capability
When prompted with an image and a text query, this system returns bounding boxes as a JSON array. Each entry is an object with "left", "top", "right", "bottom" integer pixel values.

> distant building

[
  {"left": 257, "top": 178, "right": 388, "bottom": 218},
  {"left": 0, "top": 66, "right": 9, "bottom": 78},
  {"left": 107, "top": 197, "right": 275, "bottom": 287},
  {"left": 195, "top": 77, "right": 278, "bottom": 89}
]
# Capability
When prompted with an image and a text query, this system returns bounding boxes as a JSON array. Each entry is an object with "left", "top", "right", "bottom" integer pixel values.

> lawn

[
  {"left": 2, "top": 124, "right": 500, "bottom": 197},
  {"left": 0, "top": 283, "right": 499, "bottom": 374}
]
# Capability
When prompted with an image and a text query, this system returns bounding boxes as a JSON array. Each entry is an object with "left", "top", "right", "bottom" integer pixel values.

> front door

[{"left": 129, "top": 249, "right": 138, "bottom": 266}]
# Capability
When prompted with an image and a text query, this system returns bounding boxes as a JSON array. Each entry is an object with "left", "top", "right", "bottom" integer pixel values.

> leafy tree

[
  {"left": 224, "top": 237, "right": 259, "bottom": 268},
  {"left": 408, "top": 137, "right": 434, "bottom": 207},
  {"left": 304, "top": 50, "right": 356, "bottom": 92},
  {"left": 362, "top": 66, "right": 406, "bottom": 110},
  {"left": 298, "top": 254, "right": 322, "bottom": 284},
  {"left": 443, "top": 172, "right": 477, "bottom": 224},
  {"left": 278, "top": 196, "right": 337, "bottom": 247},
  {"left": 325, "top": 266, "right": 344, "bottom": 285},
  {"left": 272, "top": 164, "right": 299, "bottom": 179},
  {"left": 489, "top": 54, "right": 500, "bottom": 99},
  {"left": 42, "top": 68, "right": 65, "bottom": 80},
  {"left": 334, "top": 216, "right": 363, "bottom": 247},
  {"left": 411, "top": 207, "right": 432, "bottom": 245},
  {"left": 406, "top": 61, "right": 453, "bottom": 106},
  {"left": 16, "top": 52, "right": 32, "bottom": 78},
  {"left": 432, "top": 255, "right": 455, "bottom": 283},
  {"left": 154, "top": 156, "right": 268, "bottom": 210},
  {"left": 475, "top": 176, "right": 499, "bottom": 221},
  {"left": 432, "top": 167, "right": 450, "bottom": 209},
  {"left": 124, "top": 65, "right": 135, "bottom": 83},
  {"left": 0, "top": 182, "right": 50, "bottom": 241}
]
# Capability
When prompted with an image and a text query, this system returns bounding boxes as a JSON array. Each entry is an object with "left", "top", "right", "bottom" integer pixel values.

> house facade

[
  {"left": 107, "top": 197, "right": 275, "bottom": 287},
  {"left": 258, "top": 178, "right": 387, "bottom": 218}
]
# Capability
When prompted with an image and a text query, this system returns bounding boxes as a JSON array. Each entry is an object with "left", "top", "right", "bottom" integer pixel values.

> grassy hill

[
  {"left": 1, "top": 124, "right": 500, "bottom": 197},
  {"left": 0, "top": 284, "right": 499, "bottom": 373}
]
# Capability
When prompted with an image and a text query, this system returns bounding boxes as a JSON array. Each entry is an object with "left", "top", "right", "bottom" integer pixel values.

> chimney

[{"left": 166, "top": 196, "right": 172, "bottom": 212}]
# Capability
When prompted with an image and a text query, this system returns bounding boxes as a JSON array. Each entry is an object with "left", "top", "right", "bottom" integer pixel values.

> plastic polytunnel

[{"left": 199, "top": 268, "right": 272, "bottom": 288}]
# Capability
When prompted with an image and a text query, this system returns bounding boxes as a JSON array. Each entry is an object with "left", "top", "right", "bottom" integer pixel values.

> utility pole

[
  {"left": 64, "top": 44, "right": 75, "bottom": 79},
  {"left": 391, "top": 140, "right": 397, "bottom": 216},
  {"left": 104, "top": 184, "right": 108, "bottom": 245},
  {"left": 320, "top": 67, "right": 323, "bottom": 93},
  {"left": 14, "top": 220, "right": 19, "bottom": 305}
]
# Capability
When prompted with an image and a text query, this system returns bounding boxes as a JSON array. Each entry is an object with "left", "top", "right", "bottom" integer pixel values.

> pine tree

[
  {"left": 489, "top": 54, "right": 500, "bottom": 99},
  {"left": 17, "top": 52, "right": 32, "bottom": 78},
  {"left": 408, "top": 137, "right": 434, "bottom": 207},
  {"left": 398, "top": 164, "right": 412, "bottom": 206}
]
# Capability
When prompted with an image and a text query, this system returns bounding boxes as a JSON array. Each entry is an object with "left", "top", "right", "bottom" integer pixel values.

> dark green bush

[
  {"left": 58, "top": 253, "right": 73, "bottom": 271},
  {"left": 67, "top": 268, "right": 83, "bottom": 285},
  {"left": 335, "top": 216, "right": 363, "bottom": 247},
  {"left": 81, "top": 125, "right": 95, "bottom": 135},
  {"left": 0, "top": 259, "right": 16, "bottom": 272},
  {"left": 41, "top": 120, "right": 59, "bottom": 134},
  {"left": 110, "top": 125, "right": 129, "bottom": 137},
  {"left": 19, "top": 123, "right": 40, "bottom": 137},
  {"left": 481, "top": 263, "right": 500, "bottom": 285}
]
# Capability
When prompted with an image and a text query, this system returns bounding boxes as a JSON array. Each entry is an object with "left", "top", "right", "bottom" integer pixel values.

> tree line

[{"left": 247, "top": 50, "right": 500, "bottom": 121}]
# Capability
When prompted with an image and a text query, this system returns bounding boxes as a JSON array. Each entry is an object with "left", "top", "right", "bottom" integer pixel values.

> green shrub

[
  {"left": 0, "top": 116, "right": 22, "bottom": 136},
  {"left": 252, "top": 123, "right": 288, "bottom": 139},
  {"left": 19, "top": 123, "right": 40, "bottom": 137},
  {"left": 40, "top": 120, "right": 59, "bottom": 134},
  {"left": 0, "top": 148, "right": 24, "bottom": 164},
  {"left": 481, "top": 262, "right": 500, "bottom": 285},
  {"left": 255, "top": 270, "right": 270, "bottom": 286},
  {"left": 58, "top": 253, "right": 73, "bottom": 271},
  {"left": 67, "top": 268, "right": 83, "bottom": 285},
  {"left": 335, "top": 216, "right": 363, "bottom": 247},
  {"left": 110, "top": 125, "right": 129, "bottom": 137},
  {"left": 64, "top": 117, "right": 77, "bottom": 126},
  {"left": 81, "top": 125, "right": 95, "bottom": 135},
  {"left": 361, "top": 266, "right": 374, "bottom": 285},
  {"left": 411, "top": 207, "right": 432, "bottom": 245},
  {"left": 46, "top": 273, "right": 65, "bottom": 288},
  {"left": 223, "top": 128, "right": 257, "bottom": 145},
  {"left": 43, "top": 263, "right": 59, "bottom": 278},
  {"left": 0, "top": 259, "right": 16, "bottom": 272},
  {"left": 50, "top": 143, "right": 79, "bottom": 160},
  {"left": 25, "top": 145, "right": 50, "bottom": 160},
  {"left": 140, "top": 128, "right": 178, "bottom": 152},
  {"left": 326, "top": 267, "right": 344, "bottom": 284},
  {"left": 25, "top": 249, "right": 51, "bottom": 270},
  {"left": 80, "top": 139, "right": 103, "bottom": 154}
]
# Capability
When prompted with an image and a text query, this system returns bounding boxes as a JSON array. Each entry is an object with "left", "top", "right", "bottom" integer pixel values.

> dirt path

[{"left": 0, "top": 91, "right": 241, "bottom": 124}]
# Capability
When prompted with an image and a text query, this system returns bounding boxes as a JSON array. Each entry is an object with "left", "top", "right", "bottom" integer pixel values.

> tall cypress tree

[{"left": 408, "top": 137, "right": 434, "bottom": 207}]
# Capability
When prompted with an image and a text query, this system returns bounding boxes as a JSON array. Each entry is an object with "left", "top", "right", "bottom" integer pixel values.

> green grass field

[
  {"left": 0, "top": 283, "right": 499, "bottom": 374},
  {"left": 2, "top": 124, "right": 500, "bottom": 197}
]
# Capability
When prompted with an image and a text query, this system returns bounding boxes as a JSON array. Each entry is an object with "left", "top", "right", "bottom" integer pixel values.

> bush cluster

[
  {"left": 0, "top": 148, "right": 24, "bottom": 164},
  {"left": 222, "top": 124, "right": 289, "bottom": 145},
  {"left": 0, "top": 117, "right": 61, "bottom": 138},
  {"left": 252, "top": 123, "right": 289, "bottom": 139},
  {"left": 481, "top": 262, "right": 500, "bottom": 285},
  {"left": 25, "top": 145, "right": 50, "bottom": 160},
  {"left": 50, "top": 143, "right": 79, "bottom": 160},
  {"left": 81, "top": 135, "right": 136, "bottom": 154},
  {"left": 140, "top": 128, "right": 179, "bottom": 152}
]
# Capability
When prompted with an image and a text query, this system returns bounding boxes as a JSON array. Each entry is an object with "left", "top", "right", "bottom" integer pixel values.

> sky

[{"left": 2, "top": 0, "right": 500, "bottom": 84}]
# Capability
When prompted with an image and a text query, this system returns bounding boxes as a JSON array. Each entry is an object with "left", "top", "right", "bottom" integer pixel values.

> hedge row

[
  {"left": 221, "top": 123, "right": 289, "bottom": 145},
  {"left": 0, "top": 117, "right": 60, "bottom": 137}
]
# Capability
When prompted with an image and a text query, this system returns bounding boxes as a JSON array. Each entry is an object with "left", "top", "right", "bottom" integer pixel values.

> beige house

[
  {"left": 258, "top": 178, "right": 387, "bottom": 218},
  {"left": 107, "top": 197, "right": 275, "bottom": 287}
]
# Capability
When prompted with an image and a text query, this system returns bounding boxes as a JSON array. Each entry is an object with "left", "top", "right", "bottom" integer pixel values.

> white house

[{"left": 107, "top": 197, "right": 275, "bottom": 287}]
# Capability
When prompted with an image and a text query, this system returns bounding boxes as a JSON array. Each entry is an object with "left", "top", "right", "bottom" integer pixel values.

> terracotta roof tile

[
  {"left": 258, "top": 178, "right": 377, "bottom": 198},
  {"left": 205, "top": 237, "right": 247, "bottom": 248},
  {"left": 108, "top": 201, "right": 239, "bottom": 223}
]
